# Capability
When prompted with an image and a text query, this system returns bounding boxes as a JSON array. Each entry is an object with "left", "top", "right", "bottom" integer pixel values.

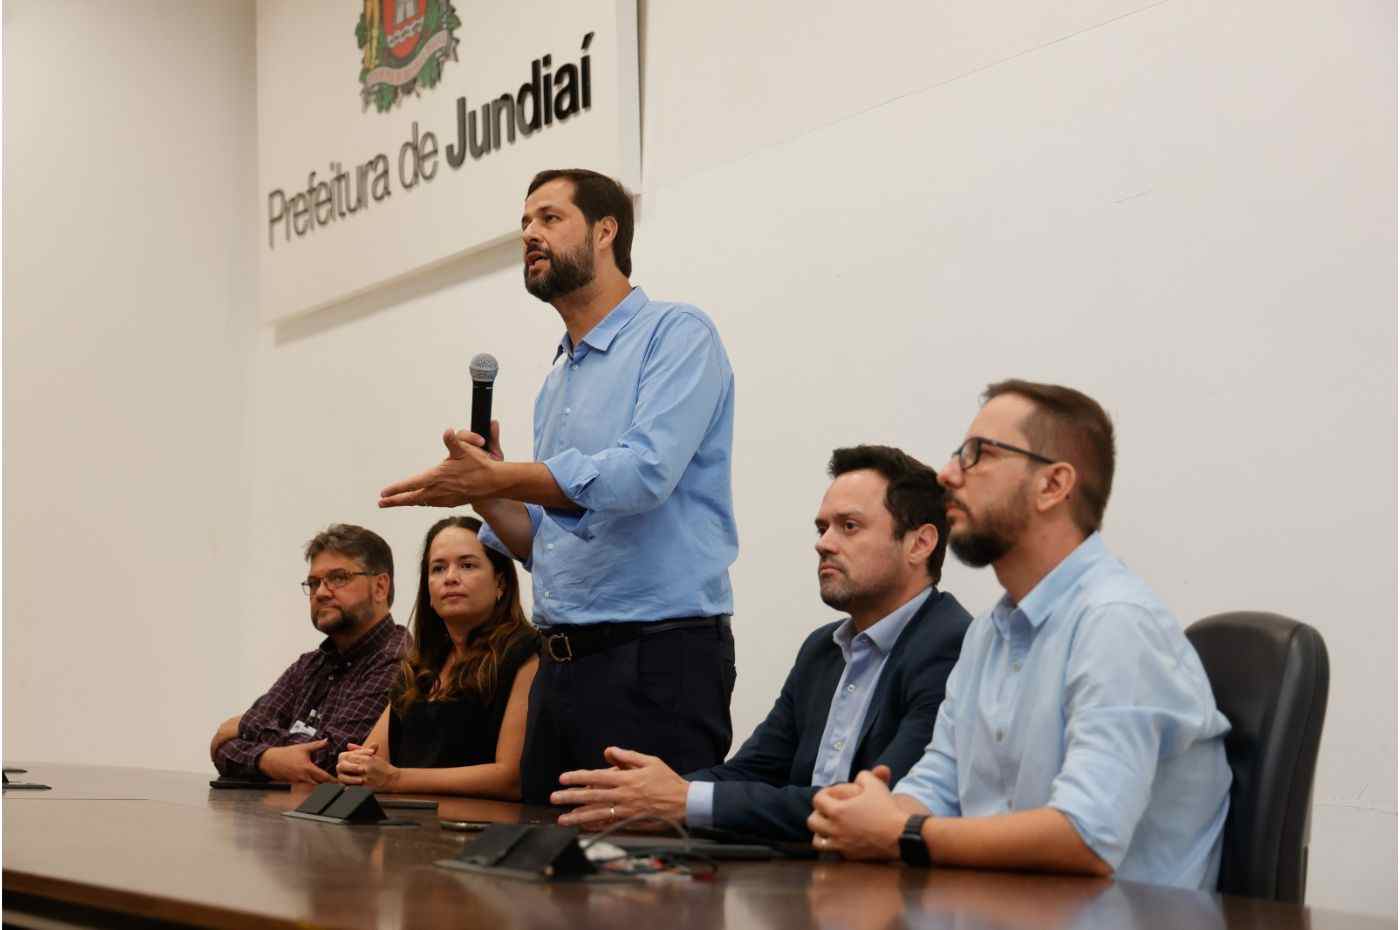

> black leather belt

[{"left": 537, "top": 616, "right": 731, "bottom": 663}]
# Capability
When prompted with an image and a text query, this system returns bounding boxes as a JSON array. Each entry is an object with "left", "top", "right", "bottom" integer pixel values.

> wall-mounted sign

[
  {"left": 357, "top": 0, "right": 462, "bottom": 112},
  {"left": 257, "top": 0, "right": 640, "bottom": 323}
]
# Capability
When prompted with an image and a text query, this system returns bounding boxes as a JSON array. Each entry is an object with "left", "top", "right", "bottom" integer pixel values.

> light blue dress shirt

[
  {"left": 686, "top": 588, "right": 932, "bottom": 828},
  {"left": 893, "top": 534, "right": 1231, "bottom": 890},
  {"left": 479, "top": 287, "right": 737, "bottom": 626}
]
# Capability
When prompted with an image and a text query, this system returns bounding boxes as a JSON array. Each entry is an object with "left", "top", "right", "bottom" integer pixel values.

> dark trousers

[{"left": 520, "top": 617, "right": 737, "bottom": 804}]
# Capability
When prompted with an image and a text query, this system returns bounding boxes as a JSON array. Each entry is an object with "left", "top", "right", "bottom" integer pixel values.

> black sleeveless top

[{"left": 388, "top": 635, "right": 536, "bottom": 769}]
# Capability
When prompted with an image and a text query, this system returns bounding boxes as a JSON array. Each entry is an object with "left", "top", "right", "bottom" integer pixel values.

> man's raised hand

[{"left": 379, "top": 428, "right": 502, "bottom": 508}]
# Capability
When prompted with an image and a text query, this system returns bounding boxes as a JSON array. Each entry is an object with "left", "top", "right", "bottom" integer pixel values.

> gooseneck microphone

[{"left": 469, "top": 353, "right": 499, "bottom": 444}]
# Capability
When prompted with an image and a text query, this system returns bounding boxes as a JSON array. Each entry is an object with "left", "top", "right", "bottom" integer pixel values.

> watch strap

[{"left": 899, "top": 813, "right": 932, "bottom": 867}]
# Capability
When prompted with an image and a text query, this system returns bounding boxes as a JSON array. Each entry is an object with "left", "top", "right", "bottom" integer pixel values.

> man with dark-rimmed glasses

[
  {"left": 807, "top": 380, "right": 1231, "bottom": 891},
  {"left": 211, "top": 524, "right": 406, "bottom": 784}
]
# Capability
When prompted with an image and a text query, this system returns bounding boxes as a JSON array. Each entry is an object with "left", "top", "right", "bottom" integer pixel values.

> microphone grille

[{"left": 469, "top": 353, "right": 499, "bottom": 383}]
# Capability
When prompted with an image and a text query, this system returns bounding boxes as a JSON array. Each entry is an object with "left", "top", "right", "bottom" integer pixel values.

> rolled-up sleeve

[
  {"left": 892, "top": 660, "right": 964, "bottom": 817},
  {"left": 1047, "top": 605, "right": 1206, "bottom": 869},
  {"left": 542, "top": 313, "right": 727, "bottom": 540},
  {"left": 478, "top": 504, "right": 544, "bottom": 570}
]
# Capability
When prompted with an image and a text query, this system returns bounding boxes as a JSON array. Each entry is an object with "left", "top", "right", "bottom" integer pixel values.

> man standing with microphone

[{"left": 380, "top": 169, "right": 738, "bottom": 805}]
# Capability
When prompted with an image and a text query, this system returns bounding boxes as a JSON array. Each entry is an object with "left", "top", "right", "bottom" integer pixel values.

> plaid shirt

[{"left": 214, "top": 615, "right": 406, "bottom": 779}]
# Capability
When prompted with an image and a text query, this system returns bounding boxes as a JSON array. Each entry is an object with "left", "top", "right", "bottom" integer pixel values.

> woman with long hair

[{"left": 335, "top": 516, "right": 538, "bottom": 797}]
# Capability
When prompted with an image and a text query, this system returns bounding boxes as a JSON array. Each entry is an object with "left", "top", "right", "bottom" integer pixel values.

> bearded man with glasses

[
  {"left": 808, "top": 380, "right": 1231, "bottom": 891},
  {"left": 211, "top": 524, "right": 407, "bottom": 784}
]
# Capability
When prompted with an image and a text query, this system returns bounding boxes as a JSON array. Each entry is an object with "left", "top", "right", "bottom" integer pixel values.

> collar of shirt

[
  {"left": 991, "top": 532, "right": 1108, "bottom": 639},
  {"left": 552, "top": 287, "right": 649, "bottom": 363},
  {"left": 831, "top": 586, "right": 933, "bottom": 663},
  {"left": 316, "top": 613, "right": 396, "bottom": 666}
]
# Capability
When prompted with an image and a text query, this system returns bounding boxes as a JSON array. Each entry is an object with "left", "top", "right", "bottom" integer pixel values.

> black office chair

[{"left": 1185, "top": 612, "right": 1329, "bottom": 903}]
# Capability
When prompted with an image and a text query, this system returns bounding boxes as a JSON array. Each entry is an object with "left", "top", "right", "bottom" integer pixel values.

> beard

[
  {"left": 818, "top": 557, "right": 901, "bottom": 613},
  {"left": 819, "top": 571, "right": 857, "bottom": 611},
  {"left": 949, "top": 483, "right": 1033, "bottom": 568},
  {"left": 524, "top": 238, "right": 596, "bottom": 301},
  {"left": 311, "top": 598, "right": 373, "bottom": 636}
]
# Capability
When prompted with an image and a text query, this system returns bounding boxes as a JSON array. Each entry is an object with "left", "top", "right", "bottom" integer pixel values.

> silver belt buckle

[{"left": 546, "top": 633, "right": 574, "bottom": 662}]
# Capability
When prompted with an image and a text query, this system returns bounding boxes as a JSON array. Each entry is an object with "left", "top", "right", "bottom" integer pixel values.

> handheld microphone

[{"left": 468, "top": 353, "right": 499, "bottom": 447}]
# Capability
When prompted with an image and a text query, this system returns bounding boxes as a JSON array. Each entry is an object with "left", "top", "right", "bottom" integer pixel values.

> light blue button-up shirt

[
  {"left": 479, "top": 287, "right": 737, "bottom": 625},
  {"left": 686, "top": 588, "right": 931, "bottom": 828},
  {"left": 894, "top": 534, "right": 1231, "bottom": 890}
]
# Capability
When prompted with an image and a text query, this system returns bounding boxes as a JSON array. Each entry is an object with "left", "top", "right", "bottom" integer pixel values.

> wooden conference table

[{"left": 3, "top": 763, "right": 1390, "bottom": 930}]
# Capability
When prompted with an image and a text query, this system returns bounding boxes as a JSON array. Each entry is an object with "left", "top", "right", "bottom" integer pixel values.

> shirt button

[
  {"left": 546, "top": 543, "right": 555, "bottom": 551},
  {"left": 1011, "top": 661, "right": 1022, "bottom": 672},
  {"left": 564, "top": 407, "right": 571, "bottom": 415},
  {"left": 995, "top": 729, "right": 1005, "bottom": 742},
  {"left": 846, "top": 684, "right": 857, "bottom": 693},
  {"left": 833, "top": 739, "right": 846, "bottom": 750}
]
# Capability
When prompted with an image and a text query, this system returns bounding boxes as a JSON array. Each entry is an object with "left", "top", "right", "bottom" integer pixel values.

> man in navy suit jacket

[{"left": 551, "top": 445, "right": 972, "bottom": 839}]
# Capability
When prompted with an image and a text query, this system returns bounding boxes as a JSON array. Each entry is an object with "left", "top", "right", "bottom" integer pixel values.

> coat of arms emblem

[{"left": 357, "top": 0, "right": 461, "bottom": 112}]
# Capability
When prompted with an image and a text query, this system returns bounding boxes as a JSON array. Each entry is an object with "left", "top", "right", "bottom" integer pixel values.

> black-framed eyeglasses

[
  {"left": 951, "top": 436, "right": 1056, "bottom": 472},
  {"left": 300, "top": 571, "right": 374, "bottom": 596}
]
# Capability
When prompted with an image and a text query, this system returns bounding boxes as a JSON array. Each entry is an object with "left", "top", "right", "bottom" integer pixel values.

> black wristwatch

[{"left": 898, "top": 814, "right": 932, "bottom": 867}]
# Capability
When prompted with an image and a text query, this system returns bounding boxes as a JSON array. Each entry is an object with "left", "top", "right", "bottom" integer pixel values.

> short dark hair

[
  {"left": 527, "top": 168, "right": 634, "bottom": 276},
  {"left": 304, "top": 524, "right": 395, "bottom": 607},
  {"left": 828, "top": 445, "right": 950, "bottom": 585},
  {"left": 983, "top": 379, "right": 1116, "bottom": 534}
]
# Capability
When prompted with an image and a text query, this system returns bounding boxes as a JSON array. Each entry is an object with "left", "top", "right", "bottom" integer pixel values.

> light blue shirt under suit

[
  {"left": 894, "top": 534, "right": 1232, "bottom": 890},
  {"left": 686, "top": 588, "right": 932, "bottom": 827},
  {"left": 479, "top": 287, "right": 738, "bottom": 625}
]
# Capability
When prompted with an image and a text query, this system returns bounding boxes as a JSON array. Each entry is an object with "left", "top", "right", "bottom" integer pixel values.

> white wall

[
  {"left": 4, "top": 0, "right": 1394, "bottom": 918},
  {"left": 3, "top": 0, "right": 258, "bottom": 773}
]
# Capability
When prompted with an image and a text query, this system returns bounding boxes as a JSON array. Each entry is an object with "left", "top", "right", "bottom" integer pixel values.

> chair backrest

[{"left": 1185, "top": 612, "right": 1329, "bottom": 903}]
